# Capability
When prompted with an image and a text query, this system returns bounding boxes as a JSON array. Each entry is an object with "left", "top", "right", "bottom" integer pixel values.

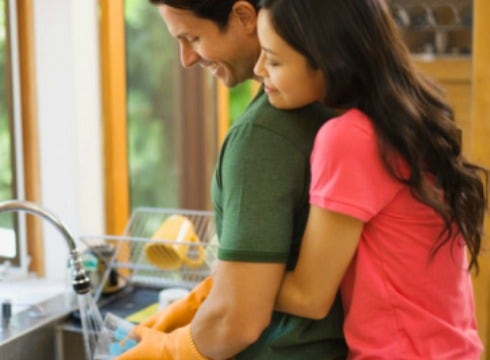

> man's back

[{"left": 212, "top": 89, "right": 347, "bottom": 359}]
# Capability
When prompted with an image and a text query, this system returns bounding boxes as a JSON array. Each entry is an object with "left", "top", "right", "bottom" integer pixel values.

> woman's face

[{"left": 254, "top": 9, "right": 325, "bottom": 109}]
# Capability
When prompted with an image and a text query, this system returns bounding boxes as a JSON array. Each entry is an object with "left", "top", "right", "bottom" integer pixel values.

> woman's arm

[{"left": 275, "top": 205, "right": 363, "bottom": 319}]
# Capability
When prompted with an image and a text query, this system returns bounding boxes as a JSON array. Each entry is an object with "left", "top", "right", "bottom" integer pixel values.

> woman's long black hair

[{"left": 259, "top": 0, "right": 487, "bottom": 271}]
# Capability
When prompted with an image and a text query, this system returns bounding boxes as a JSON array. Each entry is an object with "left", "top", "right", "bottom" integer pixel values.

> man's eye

[{"left": 186, "top": 36, "right": 198, "bottom": 43}]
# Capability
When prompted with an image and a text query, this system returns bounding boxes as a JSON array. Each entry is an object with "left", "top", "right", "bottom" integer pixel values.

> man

[{"left": 118, "top": 1, "right": 346, "bottom": 359}]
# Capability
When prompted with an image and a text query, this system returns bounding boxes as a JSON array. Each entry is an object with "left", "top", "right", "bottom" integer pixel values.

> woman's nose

[
  {"left": 180, "top": 43, "right": 200, "bottom": 68},
  {"left": 253, "top": 51, "right": 266, "bottom": 78}
]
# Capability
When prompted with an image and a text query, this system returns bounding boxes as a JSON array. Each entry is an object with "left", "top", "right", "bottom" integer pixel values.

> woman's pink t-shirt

[{"left": 310, "top": 109, "right": 482, "bottom": 359}]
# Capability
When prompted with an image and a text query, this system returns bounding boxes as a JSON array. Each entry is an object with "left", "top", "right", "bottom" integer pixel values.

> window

[
  {"left": 125, "top": 0, "right": 180, "bottom": 209},
  {"left": 0, "top": 0, "right": 20, "bottom": 266},
  {"left": 101, "top": 0, "right": 219, "bottom": 235},
  {"left": 124, "top": 0, "right": 217, "bottom": 212}
]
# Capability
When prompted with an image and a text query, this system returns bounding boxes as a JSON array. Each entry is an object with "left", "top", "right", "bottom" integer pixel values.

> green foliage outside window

[
  {"left": 125, "top": 1, "right": 257, "bottom": 211},
  {"left": 0, "top": 0, "right": 14, "bottom": 229},
  {"left": 229, "top": 80, "right": 255, "bottom": 126},
  {"left": 125, "top": 0, "right": 179, "bottom": 210}
]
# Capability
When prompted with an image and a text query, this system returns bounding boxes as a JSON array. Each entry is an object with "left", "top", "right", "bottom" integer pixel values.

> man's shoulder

[
  {"left": 248, "top": 91, "right": 333, "bottom": 125},
  {"left": 234, "top": 92, "right": 334, "bottom": 143}
]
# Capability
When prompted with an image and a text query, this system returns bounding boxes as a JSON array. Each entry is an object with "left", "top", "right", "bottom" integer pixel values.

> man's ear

[{"left": 231, "top": 1, "right": 258, "bottom": 34}]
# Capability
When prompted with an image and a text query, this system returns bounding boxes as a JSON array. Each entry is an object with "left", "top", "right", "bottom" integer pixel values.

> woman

[{"left": 254, "top": 0, "right": 487, "bottom": 358}]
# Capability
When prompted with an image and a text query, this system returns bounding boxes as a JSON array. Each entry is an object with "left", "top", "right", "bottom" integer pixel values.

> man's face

[{"left": 158, "top": 4, "right": 260, "bottom": 87}]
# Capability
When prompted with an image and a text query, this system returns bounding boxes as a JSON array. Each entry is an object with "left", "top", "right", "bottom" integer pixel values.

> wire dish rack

[{"left": 79, "top": 207, "right": 217, "bottom": 301}]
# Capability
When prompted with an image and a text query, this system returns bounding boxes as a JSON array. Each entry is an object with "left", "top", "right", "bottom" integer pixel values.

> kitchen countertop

[
  {"left": 0, "top": 279, "right": 161, "bottom": 360},
  {"left": 0, "top": 291, "right": 76, "bottom": 346}
]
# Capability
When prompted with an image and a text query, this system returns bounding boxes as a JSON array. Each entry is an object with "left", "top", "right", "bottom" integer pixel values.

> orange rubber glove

[
  {"left": 141, "top": 276, "right": 213, "bottom": 332},
  {"left": 115, "top": 324, "right": 208, "bottom": 360}
]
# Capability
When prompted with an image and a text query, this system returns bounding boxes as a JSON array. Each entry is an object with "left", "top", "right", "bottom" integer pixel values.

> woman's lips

[{"left": 263, "top": 84, "right": 276, "bottom": 94}]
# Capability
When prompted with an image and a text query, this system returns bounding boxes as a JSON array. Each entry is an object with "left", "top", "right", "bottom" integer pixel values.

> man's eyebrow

[{"left": 174, "top": 30, "right": 193, "bottom": 40}]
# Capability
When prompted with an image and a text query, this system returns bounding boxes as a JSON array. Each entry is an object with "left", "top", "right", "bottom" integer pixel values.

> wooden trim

[
  {"left": 99, "top": 0, "right": 130, "bottom": 235},
  {"left": 415, "top": 57, "right": 472, "bottom": 156},
  {"left": 217, "top": 80, "right": 261, "bottom": 148},
  {"left": 470, "top": 0, "right": 490, "bottom": 355},
  {"left": 175, "top": 68, "right": 216, "bottom": 210},
  {"left": 250, "top": 79, "right": 261, "bottom": 97},
  {"left": 217, "top": 82, "right": 229, "bottom": 147},
  {"left": 17, "top": 0, "right": 43, "bottom": 275}
]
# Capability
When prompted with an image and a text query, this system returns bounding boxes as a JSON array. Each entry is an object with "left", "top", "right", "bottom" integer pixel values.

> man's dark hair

[{"left": 150, "top": 0, "right": 259, "bottom": 29}]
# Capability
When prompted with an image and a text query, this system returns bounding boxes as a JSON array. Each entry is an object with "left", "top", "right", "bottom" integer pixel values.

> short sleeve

[
  {"left": 309, "top": 110, "right": 403, "bottom": 222},
  {"left": 217, "top": 124, "right": 308, "bottom": 262}
]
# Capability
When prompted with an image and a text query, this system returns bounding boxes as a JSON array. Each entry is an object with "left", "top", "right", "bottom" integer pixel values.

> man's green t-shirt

[{"left": 211, "top": 89, "right": 347, "bottom": 359}]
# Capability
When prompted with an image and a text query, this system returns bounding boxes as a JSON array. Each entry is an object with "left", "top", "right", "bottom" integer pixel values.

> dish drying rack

[{"left": 79, "top": 207, "right": 217, "bottom": 301}]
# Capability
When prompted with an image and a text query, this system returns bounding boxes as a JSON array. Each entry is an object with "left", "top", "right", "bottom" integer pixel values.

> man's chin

[
  {"left": 206, "top": 66, "right": 250, "bottom": 87},
  {"left": 211, "top": 74, "right": 232, "bottom": 88},
  {"left": 221, "top": 78, "right": 239, "bottom": 88},
  {"left": 218, "top": 74, "right": 250, "bottom": 88}
]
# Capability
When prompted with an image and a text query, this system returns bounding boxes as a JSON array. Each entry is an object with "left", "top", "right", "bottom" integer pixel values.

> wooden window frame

[
  {"left": 16, "top": 0, "right": 43, "bottom": 275},
  {"left": 99, "top": 0, "right": 129, "bottom": 235}
]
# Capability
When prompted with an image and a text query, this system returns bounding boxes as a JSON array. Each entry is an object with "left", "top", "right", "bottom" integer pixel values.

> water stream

[{"left": 78, "top": 293, "right": 104, "bottom": 360}]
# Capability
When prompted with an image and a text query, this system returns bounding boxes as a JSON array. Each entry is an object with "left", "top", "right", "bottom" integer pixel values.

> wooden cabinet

[
  {"left": 415, "top": 58, "right": 472, "bottom": 155},
  {"left": 389, "top": 0, "right": 472, "bottom": 56}
]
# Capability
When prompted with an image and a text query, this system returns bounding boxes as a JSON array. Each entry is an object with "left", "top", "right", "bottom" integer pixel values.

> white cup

[{"left": 158, "top": 288, "right": 190, "bottom": 310}]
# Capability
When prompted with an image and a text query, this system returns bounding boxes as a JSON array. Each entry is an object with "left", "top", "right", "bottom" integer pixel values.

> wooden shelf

[{"left": 414, "top": 56, "right": 471, "bottom": 82}]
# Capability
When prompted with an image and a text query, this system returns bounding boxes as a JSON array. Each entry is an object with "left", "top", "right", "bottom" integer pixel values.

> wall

[{"left": 32, "top": 0, "right": 104, "bottom": 281}]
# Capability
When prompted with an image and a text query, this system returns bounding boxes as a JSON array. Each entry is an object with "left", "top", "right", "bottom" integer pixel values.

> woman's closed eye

[{"left": 264, "top": 55, "right": 280, "bottom": 67}]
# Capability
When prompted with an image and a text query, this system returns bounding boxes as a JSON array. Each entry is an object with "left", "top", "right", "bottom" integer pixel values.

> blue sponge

[
  {"left": 124, "top": 339, "right": 138, "bottom": 351},
  {"left": 109, "top": 342, "right": 124, "bottom": 356},
  {"left": 113, "top": 327, "right": 128, "bottom": 342},
  {"left": 109, "top": 327, "right": 138, "bottom": 356}
]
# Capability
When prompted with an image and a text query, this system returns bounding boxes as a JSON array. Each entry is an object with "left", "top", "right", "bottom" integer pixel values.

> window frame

[
  {"left": 17, "top": 0, "right": 43, "bottom": 274},
  {"left": 0, "top": 0, "right": 42, "bottom": 275},
  {"left": 99, "top": 0, "right": 130, "bottom": 235}
]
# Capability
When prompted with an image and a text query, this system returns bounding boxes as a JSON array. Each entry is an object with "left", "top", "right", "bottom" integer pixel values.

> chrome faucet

[{"left": 0, "top": 200, "right": 91, "bottom": 294}]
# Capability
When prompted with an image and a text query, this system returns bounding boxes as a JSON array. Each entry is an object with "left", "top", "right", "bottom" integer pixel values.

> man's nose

[{"left": 180, "top": 43, "right": 200, "bottom": 68}]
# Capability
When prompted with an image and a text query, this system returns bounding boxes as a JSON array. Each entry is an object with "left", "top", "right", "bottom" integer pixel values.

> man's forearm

[
  {"left": 191, "top": 301, "right": 259, "bottom": 359},
  {"left": 190, "top": 260, "right": 285, "bottom": 359}
]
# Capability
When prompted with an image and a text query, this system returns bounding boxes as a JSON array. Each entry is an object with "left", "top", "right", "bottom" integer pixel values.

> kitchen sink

[
  {"left": 0, "top": 279, "right": 161, "bottom": 360},
  {"left": 57, "top": 284, "right": 161, "bottom": 360},
  {"left": 0, "top": 292, "right": 75, "bottom": 360},
  {"left": 95, "top": 284, "right": 160, "bottom": 320}
]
